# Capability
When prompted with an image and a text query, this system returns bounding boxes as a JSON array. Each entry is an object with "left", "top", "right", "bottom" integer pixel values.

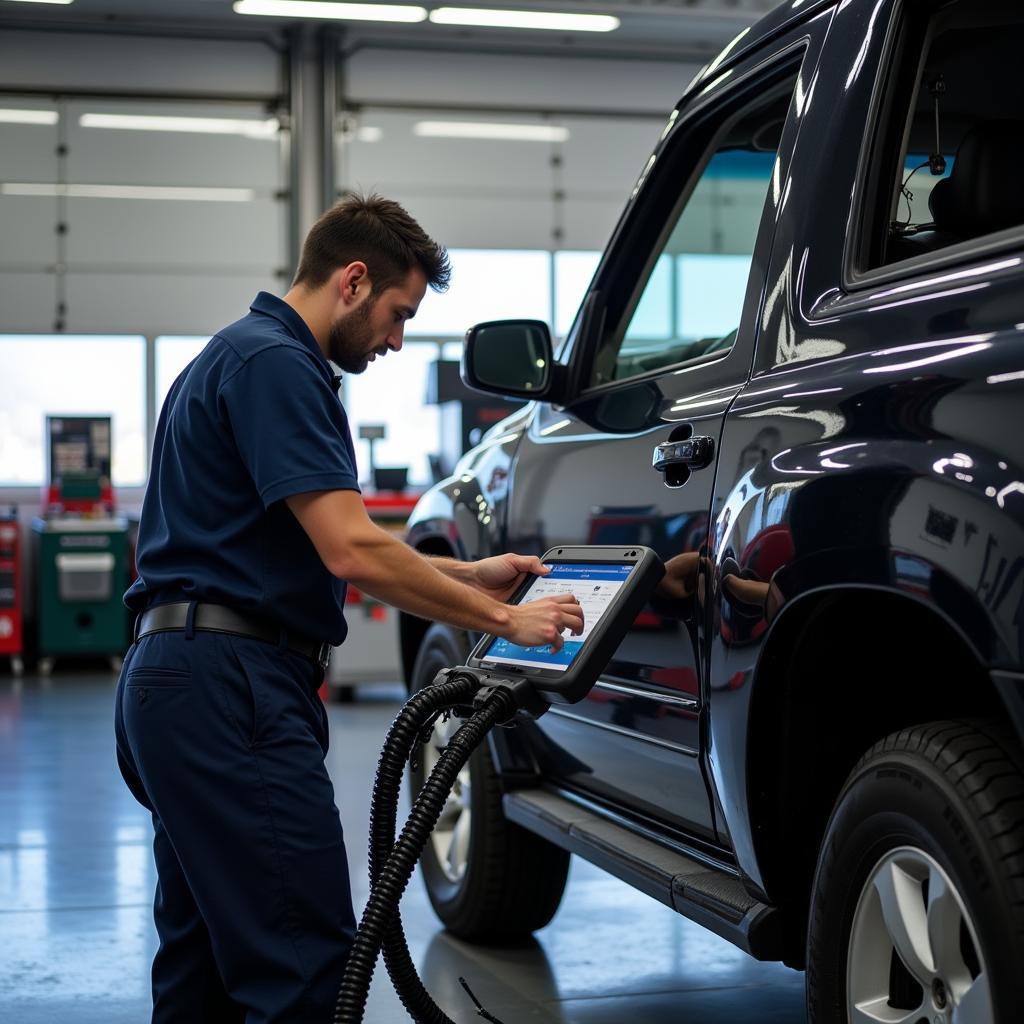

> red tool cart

[{"left": 0, "top": 509, "right": 23, "bottom": 676}]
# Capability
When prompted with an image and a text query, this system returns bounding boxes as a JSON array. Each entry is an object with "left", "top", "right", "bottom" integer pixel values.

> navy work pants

[{"left": 114, "top": 625, "right": 357, "bottom": 1023}]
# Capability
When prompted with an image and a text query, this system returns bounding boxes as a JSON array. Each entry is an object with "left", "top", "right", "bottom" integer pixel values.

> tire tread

[{"left": 806, "top": 718, "right": 1024, "bottom": 1023}]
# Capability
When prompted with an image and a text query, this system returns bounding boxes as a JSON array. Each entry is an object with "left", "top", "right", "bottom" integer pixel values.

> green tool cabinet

[{"left": 34, "top": 517, "right": 130, "bottom": 669}]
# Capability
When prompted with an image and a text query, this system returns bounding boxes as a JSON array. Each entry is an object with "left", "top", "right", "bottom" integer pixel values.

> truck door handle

[
  {"left": 652, "top": 435, "right": 714, "bottom": 488},
  {"left": 652, "top": 436, "right": 714, "bottom": 471}
]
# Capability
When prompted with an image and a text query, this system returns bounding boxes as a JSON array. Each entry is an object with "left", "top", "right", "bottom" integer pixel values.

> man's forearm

[
  {"left": 286, "top": 490, "right": 583, "bottom": 648},
  {"left": 345, "top": 525, "right": 507, "bottom": 634},
  {"left": 426, "top": 555, "right": 476, "bottom": 586}
]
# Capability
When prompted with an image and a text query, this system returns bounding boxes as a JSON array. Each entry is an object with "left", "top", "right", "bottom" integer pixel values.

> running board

[{"left": 503, "top": 788, "right": 784, "bottom": 961}]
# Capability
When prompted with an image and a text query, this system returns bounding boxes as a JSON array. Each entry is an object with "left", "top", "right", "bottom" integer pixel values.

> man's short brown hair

[{"left": 294, "top": 192, "right": 451, "bottom": 295}]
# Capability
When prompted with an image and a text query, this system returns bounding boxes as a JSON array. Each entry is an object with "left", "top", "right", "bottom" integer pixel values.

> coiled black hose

[
  {"left": 367, "top": 674, "right": 478, "bottom": 1024},
  {"left": 334, "top": 686, "right": 517, "bottom": 1024},
  {"left": 368, "top": 678, "right": 477, "bottom": 1024}
]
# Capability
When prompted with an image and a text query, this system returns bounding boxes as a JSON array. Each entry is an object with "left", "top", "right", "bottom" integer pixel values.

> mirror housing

[{"left": 462, "top": 319, "right": 557, "bottom": 401}]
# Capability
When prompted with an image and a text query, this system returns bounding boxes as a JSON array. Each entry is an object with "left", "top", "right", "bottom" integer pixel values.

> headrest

[{"left": 929, "top": 120, "right": 1024, "bottom": 237}]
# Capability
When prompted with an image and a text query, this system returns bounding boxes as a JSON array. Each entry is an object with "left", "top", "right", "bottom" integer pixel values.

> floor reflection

[{"left": 1, "top": 676, "right": 807, "bottom": 1023}]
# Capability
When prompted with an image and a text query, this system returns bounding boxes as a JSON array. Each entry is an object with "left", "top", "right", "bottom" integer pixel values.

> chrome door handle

[{"left": 652, "top": 436, "right": 715, "bottom": 473}]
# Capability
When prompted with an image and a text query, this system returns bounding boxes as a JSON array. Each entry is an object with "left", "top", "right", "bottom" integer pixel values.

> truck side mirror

[{"left": 462, "top": 319, "right": 555, "bottom": 400}]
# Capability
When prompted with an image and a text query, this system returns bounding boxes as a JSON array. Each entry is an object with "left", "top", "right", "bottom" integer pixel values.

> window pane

[
  {"left": 677, "top": 254, "right": 753, "bottom": 340},
  {"left": 343, "top": 342, "right": 442, "bottom": 488},
  {"left": 0, "top": 335, "right": 145, "bottom": 486},
  {"left": 155, "top": 336, "right": 210, "bottom": 409},
  {"left": 623, "top": 255, "right": 673, "bottom": 342},
  {"left": 409, "top": 249, "right": 551, "bottom": 337},
  {"left": 892, "top": 154, "right": 953, "bottom": 235},
  {"left": 554, "top": 251, "right": 600, "bottom": 337},
  {"left": 596, "top": 136, "right": 782, "bottom": 385}
]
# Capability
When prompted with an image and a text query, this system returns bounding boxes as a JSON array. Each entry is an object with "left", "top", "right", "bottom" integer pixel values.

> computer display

[{"left": 481, "top": 562, "right": 634, "bottom": 672}]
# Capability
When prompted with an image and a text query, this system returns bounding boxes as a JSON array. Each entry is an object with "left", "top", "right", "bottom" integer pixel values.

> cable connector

[
  {"left": 458, "top": 976, "right": 506, "bottom": 1024},
  {"left": 472, "top": 673, "right": 549, "bottom": 722},
  {"left": 429, "top": 666, "right": 551, "bottom": 722}
]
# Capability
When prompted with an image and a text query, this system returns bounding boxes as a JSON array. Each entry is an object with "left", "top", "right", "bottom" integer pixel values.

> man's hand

[
  {"left": 506, "top": 594, "right": 584, "bottom": 652},
  {"left": 469, "top": 553, "right": 551, "bottom": 602}
]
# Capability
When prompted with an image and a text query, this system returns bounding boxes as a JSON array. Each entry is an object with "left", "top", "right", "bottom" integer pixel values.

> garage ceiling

[{"left": 0, "top": 0, "right": 781, "bottom": 60}]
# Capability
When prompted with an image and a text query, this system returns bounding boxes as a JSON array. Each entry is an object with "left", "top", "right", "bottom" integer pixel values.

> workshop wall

[
  {"left": 0, "top": 28, "right": 700, "bottom": 338},
  {"left": 0, "top": 24, "right": 704, "bottom": 617}
]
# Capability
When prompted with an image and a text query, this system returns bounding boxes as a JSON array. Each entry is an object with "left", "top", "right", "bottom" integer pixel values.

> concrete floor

[{"left": 0, "top": 673, "right": 808, "bottom": 1023}]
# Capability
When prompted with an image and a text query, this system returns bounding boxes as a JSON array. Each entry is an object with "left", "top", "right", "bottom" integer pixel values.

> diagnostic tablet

[{"left": 467, "top": 545, "right": 664, "bottom": 704}]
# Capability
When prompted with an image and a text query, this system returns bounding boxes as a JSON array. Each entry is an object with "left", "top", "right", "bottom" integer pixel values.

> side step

[{"left": 503, "top": 788, "right": 784, "bottom": 961}]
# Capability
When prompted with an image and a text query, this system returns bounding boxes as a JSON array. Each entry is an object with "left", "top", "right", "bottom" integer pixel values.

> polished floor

[{"left": 0, "top": 673, "right": 808, "bottom": 1023}]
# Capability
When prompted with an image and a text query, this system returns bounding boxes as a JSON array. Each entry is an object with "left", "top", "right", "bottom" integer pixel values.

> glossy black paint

[{"left": 403, "top": 0, "right": 1024, "bottom": 952}]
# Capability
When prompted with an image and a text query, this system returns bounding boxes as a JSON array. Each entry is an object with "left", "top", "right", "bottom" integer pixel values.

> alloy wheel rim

[
  {"left": 846, "top": 845, "right": 992, "bottom": 1024},
  {"left": 423, "top": 710, "right": 472, "bottom": 883}
]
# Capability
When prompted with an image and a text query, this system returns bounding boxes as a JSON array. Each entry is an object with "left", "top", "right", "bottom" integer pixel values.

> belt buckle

[{"left": 316, "top": 642, "right": 332, "bottom": 671}]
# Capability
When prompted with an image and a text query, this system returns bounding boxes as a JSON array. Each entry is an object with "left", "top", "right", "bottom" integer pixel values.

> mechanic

[{"left": 113, "top": 193, "right": 585, "bottom": 1024}]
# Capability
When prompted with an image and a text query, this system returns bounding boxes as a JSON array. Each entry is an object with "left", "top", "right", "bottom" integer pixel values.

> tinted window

[
  {"left": 590, "top": 83, "right": 795, "bottom": 386},
  {"left": 863, "top": 0, "right": 1024, "bottom": 269}
]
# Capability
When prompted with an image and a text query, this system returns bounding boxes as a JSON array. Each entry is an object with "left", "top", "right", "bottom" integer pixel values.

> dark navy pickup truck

[{"left": 402, "top": 1, "right": 1024, "bottom": 1019}]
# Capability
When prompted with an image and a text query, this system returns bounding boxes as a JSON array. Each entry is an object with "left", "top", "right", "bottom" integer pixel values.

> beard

[{"left": 326, "top": 297, "right": 380, "bottom": 374}]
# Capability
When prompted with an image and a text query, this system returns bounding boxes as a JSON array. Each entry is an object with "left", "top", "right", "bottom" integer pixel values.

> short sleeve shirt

[{"left": 125, "top": 292, "right": 360, "bottom": 645}]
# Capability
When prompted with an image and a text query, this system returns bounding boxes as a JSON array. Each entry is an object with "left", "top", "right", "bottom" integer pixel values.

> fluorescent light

[
  {"left": 0, "top": 108, "right": 58, "bottom": 125},
  {"left": 430, "top": 6, "right": 619, "bottom": 32},
  {"left": 414, "top": 120, "right": 568, "bottom": 142},
  {"left": 80, "top": 113, "right": 279, "bottom": 138},
  {"left": 1, "top": 183, "right": 255, "bottom": 202},
  {"left": 234, "top": 0, "right": 426, "bottom": 22},
  {"left": 1, "top": 0, "right": 74, "bottom": 4},
  {"left": 338, "top": 124, "right": 382, "bottom": 142}
]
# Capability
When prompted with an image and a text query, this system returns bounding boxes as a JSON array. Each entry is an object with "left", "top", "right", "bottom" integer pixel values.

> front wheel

[
  {"left": 806, "top": 720, "right": 1024, "bottom": 1024},
  {"left": 409, "top": 623, "right": 570, "bottom": 942}
]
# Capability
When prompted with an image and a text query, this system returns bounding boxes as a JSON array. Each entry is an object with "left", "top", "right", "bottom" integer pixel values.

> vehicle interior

[{"left": 881, "top": 1, "right": 1024, "bottom": 265}]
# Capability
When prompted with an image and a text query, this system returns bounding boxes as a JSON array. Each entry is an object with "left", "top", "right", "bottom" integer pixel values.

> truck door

[{"left": 505, "top": 18, "right": 829, "bottom": 843}]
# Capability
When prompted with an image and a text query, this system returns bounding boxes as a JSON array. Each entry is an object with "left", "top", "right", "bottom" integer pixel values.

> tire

[
  {"left": 409, "top": 623, "right": 570, "bottom": 941},
  {"left": 806, "top": 720, "right": 1024, "bottom": 1024}
]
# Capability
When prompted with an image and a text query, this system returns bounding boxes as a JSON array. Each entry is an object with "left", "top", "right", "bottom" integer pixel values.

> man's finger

[
  {"left": 561, "top": 608, "right": 585, "bottom": 634},
  {"left": 514, "top": 554, "right": 549, "bottom": 575}
]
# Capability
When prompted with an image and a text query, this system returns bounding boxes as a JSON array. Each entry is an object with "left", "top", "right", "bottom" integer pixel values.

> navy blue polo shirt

[{"left": 125, "top": 292, "right": 360, "bottom": 645}]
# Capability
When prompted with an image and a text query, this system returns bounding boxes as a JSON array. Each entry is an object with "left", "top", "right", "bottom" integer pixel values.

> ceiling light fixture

[
  {"left": 2, "top": 183, "right": 255, "bottom": 202},
  {"left": 234, "top": 0, "right": 426, "bottom": 23},
  {"left": 0, "top": 109, "right": 59, "bottom": 125},
  {"left": 429, "top": 6, "right": 619, "bottom": 32},
  {"left": 414, "top": 120, "right": 568, "bottom": 142},
  {"left": 79, "top": 113, "right": 279, "bottom": 138}
]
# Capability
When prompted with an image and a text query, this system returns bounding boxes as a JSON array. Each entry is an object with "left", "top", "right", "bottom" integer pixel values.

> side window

[
  {"left": 590, "top": 78, "right": 796, "bottom": 387},
  {"left": 863, "top": 0, "right": 1024, "bottom": 270}
]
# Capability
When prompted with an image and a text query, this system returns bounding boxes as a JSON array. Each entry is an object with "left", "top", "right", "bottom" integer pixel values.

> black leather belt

[{"left": 136, "top": 602, "right": 332, "bottom": 669}]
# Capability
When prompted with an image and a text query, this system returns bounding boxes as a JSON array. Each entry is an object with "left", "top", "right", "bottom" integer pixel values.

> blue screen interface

[{"left": 482, "top": 562, "right": 633, "bottom": 672}]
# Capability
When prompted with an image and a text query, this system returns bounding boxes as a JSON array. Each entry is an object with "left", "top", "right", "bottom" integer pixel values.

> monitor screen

[{"left": 481, "top": 562, "right": 634, "bottom": 672}]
